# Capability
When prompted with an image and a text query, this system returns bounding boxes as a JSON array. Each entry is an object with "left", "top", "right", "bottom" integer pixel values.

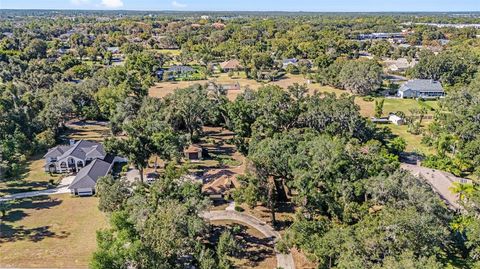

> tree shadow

[
  {"left": 0, "top": 223, "right": 70, "bottom": 243},
  {"left": 0, "top": 196, "right": 65, "bottom": 243},
  {"left": 0, "top": 181, "right": 52, "bottom": 196}
]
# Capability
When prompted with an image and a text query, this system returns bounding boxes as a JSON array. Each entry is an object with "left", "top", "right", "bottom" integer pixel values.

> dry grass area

[
  {"left": 62, "top": 120, "right": 111, "bottom": 142},
  {"left": 149, "top": 73, "right": 341, "bottom": 101},
  {"left": 210, "top": 220, "right": 277, "bottom": 269},
  {"left": 291, "top": 247, "right": 317, "bottom": 269},
  {"left": 0, "top": 194, "right": 107, "bottom": 268},
  {"left": 0, "top": 154, "right": 61, "bottom": 196}
]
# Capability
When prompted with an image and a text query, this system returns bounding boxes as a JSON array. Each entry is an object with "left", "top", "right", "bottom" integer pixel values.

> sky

[{"left": 0, "top": 0, "right": 479, "bottom": 12}]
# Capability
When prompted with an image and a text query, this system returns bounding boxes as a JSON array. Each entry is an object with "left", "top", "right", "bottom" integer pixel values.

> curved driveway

[{"left": 202, "top": 210, "right": 295, "bottom": 269}]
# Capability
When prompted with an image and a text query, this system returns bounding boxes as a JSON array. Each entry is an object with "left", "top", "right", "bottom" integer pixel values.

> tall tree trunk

[
  {"left": 139, "top": 167, "right": 144, "bottom": 183},
  {"left": 268, "top": 176, "right": 277, "bottom": 226}
]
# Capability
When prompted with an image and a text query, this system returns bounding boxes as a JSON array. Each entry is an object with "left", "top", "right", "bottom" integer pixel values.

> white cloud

[
  {"left": 101, "top": 0, "right": 124, "bottom": 8},
  {"left": 70, "top": 0, "right": 91, "bottom": 6},
  {"left": 171, "top": 0, "right": 187, "bottom": 8}
]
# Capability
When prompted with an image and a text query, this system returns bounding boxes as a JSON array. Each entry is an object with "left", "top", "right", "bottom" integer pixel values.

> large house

[
  {"left": 44, "top": 140, "right": 106, "bottom": 174},
  {"left": 397, "top": 79, "right": 445, "bottom": 99}
]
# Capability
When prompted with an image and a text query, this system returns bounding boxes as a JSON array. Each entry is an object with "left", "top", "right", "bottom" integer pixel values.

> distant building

[
  {"left": 389, "top": 114, "right": 405, "bottom": 125},
  {"left": 2, "top": 32, "right": 13, "bottom": 38},
  {"left": 106, "top": 47, "right": 120, "bottom": 54},
  {"left": 184, "top": 144, "right": 203, "bottom": 161},
  {"left": 212, "top": 22, "right": 226, "bottom": 30},
  {"left": 282, "top": 58, "right": 298, "bottom": 68},
  {"left": 370, "top": 117, "right": 390, "bottom": 124},
  {"left": 397, "top": 79, "right": 445, "bottom": 99},
  {"left": 219, "top": 59, "right": 242, "bottom": 72},
  {"left": 358, "top": 32, "right": 405, "bottom": 40},
  {"left": 384, "top": 58, "right": 417, "bottom": 72},
  {"left": 202, "top": 175, "right": 236, "bottom": 200},
  {"left": 167, "top": 65, "right": 195, "bottom": 79}
]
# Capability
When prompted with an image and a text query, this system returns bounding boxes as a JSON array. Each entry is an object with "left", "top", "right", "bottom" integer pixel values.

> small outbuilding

[
  {"left": 389, "top": 114, "right": 405, "bottom": 125},
  {"left": 184, "top": 144, "right": 203, "bottom": 161}
]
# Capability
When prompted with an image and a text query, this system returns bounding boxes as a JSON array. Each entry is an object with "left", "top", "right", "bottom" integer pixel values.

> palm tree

[{"left": 449, "top": 182, "right": 475, "bottom": 201}]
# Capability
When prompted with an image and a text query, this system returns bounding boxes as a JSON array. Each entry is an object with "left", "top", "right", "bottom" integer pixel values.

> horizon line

[{"left": 1, "top": 8, "right": 480, "bottom": 13}]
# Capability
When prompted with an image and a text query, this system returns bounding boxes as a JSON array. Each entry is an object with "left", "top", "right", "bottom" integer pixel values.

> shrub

[{"left": 363, "top": 96, "right": 374, "bottom": 102}]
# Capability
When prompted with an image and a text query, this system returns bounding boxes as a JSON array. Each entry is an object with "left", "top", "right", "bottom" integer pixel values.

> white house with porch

[{"left": 44, "top": 140, "right": 106, "bottom": 174}]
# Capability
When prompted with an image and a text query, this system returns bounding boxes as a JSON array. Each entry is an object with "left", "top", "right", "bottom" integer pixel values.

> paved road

[
  {"left": 401, "top": 163, "right": 467, "bottom": 210},
  {"left": 0, "top": 176, "right": 75, "bottom": 202},
  {"left": 202, "top": 210, "right": 296, "bottom": 269}
]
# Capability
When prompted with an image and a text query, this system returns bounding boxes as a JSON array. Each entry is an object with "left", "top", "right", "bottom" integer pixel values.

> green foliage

[
  {"left": 337, "top": 59, "right": 383, "bottom": 95},
  {"left": 374, "top": 98, "right": 384, "bottom": 118},
  {"left": 409, "top": 49, "right": 479, "bottom": 86},
  {"left": 96, "top": 176, "right": 130, "bottom": 213}
]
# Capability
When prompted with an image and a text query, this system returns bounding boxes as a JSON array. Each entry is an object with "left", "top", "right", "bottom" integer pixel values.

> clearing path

[
  {"left": 0, "top": 176, "right": 75, "bottom": 201},
  {"left": 401, "top": 163, "right": 468, "bottom": 210},
  {"left": 202, "top": 210, "right": 296, "bottom": 269}
]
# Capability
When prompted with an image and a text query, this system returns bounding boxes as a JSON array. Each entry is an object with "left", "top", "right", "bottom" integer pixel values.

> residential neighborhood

[{"left": 1, "top": 4, "right": 480, "bottom": 269}]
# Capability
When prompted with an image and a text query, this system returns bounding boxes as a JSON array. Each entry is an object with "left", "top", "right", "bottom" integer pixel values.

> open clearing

[
  {"left": 0, "top": 194, "right": 107, "bottom": 268},
  {"left": 62, "top": 120, "right": 111, "bottom": 142},
  {"left": 149, "top": 73, "right": 341, "bottom": 101}
]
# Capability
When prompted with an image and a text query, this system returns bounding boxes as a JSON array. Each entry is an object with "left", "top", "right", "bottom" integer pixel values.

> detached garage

[
  {"left": 68, "top": 159, "right": 113, "bottom": 196},
  {"left": 184, "top": 144, "right": 203, "bottom": 161}
]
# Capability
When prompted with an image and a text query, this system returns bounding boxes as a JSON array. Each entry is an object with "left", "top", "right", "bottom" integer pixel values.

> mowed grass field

[{"left": 0, "top": 194, "right": 108, "bottom": 268}]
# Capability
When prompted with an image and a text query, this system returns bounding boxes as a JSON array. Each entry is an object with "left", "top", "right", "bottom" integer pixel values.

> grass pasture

[
  {"left": 62, "top": 120, "right": 111, "bottom": 142},
  {"left": 0, "top": 194, "right": 107, "bottom": 268}
]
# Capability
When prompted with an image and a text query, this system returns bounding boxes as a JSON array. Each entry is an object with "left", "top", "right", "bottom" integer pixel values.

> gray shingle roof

[
  {"left": 57, "top": 140, "right": 105, "bottom": 161},
  {"left": 43, "top": 145, "right": 71, "bottom": 159},
  {"left": 68, "top": 159, "right": 112, "bottom": 190},
  {"left": 283, "top": 58, "right": 298, "bottom": 64},
  {"left": 169, "top": 65, "right": 195, "bottom": 73},
  {"left": 399, "top": 79, "right": 445, "bottom": 93}
]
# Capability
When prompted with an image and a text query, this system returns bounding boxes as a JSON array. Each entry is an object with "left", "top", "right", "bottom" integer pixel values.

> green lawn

[
  {"left": 387, "top": 124, "right": 435, "bottom": 155},
  {"left": 356, "top": 97, "right": 439, "bottom": 118},
  {"left": 151, "top": 48, "right": 181, "bottom": 56}
]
